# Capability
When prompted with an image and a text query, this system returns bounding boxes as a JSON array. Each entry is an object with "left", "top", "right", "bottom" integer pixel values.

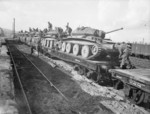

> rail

[{"left": 7, "top": 45, "right": 33, "bottom": 114}]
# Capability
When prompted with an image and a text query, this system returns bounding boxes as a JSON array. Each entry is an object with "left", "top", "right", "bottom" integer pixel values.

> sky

[{"left": 0, "top": 0, "right": 150, "bottom": 43}]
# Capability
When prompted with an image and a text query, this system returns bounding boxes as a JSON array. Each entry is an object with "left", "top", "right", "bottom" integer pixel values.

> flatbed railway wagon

[
  {"left": 41, "top": 47, "right": 120, "bottom": 83},
  {"left": 109, "top": 69, "right": 150, "bottom": 109}
]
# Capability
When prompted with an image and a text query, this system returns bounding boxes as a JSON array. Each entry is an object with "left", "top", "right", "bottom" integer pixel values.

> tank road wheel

[
  {"left": 81, "top": 45, "right": 90, "bottom": 58},
  {"left": 66, "top": 43, "right": 72, "bottom": 53},
  {"left": 61, "top": 42, "right": 66, "bottom": 52},
  {"left": 91, "top": 45, "right": 101, "bottom": 55},
  {"left": 73, "top": 44, "right": 80, "bottom": 56}
]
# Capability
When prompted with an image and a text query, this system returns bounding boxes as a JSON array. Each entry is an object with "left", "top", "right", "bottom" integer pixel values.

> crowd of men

[{"left": 19, "top": 22, "right": 72, "bottom": 38}]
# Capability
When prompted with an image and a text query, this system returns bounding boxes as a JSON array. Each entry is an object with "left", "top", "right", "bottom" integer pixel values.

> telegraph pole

[{"left": 13, "top": 18, "right": 15, "bottom": 38}]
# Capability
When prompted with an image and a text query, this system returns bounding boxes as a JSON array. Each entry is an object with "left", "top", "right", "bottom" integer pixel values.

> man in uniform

[
  {"left": 29, "top": 27, "right": 32, "bottom": 32},
  {"left": 37, "top": 39, "right": 41, "bottom": 57},
  {"left": 31, "top": 45, "right": 34, "bottom": 55},
  {"left": 65, "top": 23, "right": 72, "bottom": 36},
  {"left": 48, "top": 22, "right": 53, "bottom": 31},
  {"left": 0, "top": 40, "right": 2, "bottom": 55},
  {"left": 118, "top": 42, "right": 132, "bottom": 69},
  {"left": 55, "top": 27, "right": 63, "bottom": 40}
]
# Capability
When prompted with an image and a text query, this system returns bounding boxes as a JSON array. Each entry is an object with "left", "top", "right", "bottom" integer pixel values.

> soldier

[
  {"left": 43, "top": 28, "right": 48, "bottom": 34},
  {"left": 37, "top": 39, "right": 42, "bottom": 57},
  {"left": 31, "top": 45, "right": 34, "bottom": 55},
  {"left": 48, "top": 22, "right": 53, "bottom": 31},
  {"left": 29, "top": 27, "right": 32, "bottom": 32},
  {"left": 55, "top": 27, "right": 63, "bottom": 40},
  {"left": 118, "top": 42, "right": 132, "bottom": 69},
  {"left": 0, "top": 40, "right": 2, "bottom": 54},
  {"left": 35, "top": 28, "right": 39, "bottom": 32},
  {"left": 65, "top": 23, "right": 72, "bottom": 36},
  {"left": 38, "top": 30, "right": 43, "bottom": 38}
]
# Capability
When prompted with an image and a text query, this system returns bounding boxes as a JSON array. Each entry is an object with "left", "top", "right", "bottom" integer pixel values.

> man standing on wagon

[
  {"left": 65, "top": 23, "right": 72, "bottom": 36},
  {"left": 119, "top": 42, "right": 132, "bottom": 69}
]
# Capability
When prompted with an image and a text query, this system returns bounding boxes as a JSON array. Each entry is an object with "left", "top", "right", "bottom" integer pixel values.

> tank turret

[{"left": 71, "top": 27, "right": 123, "bottom": 40}]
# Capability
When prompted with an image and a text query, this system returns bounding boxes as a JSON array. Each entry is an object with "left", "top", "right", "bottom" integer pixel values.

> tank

[
  {"left": 41, "top": 30, "right": 57, "bottom": 49},
  {"left": 24, "top": 31, "right": 41, "bottom": 49},
  {"left": 56, "top": 27, "right": 123, "bottom": 61},
  {"left": 41, "top": 27, "right": 65, "bottom": 50},
  {"left": 19, "top": 32, "right": 29, "bottom": 43}
]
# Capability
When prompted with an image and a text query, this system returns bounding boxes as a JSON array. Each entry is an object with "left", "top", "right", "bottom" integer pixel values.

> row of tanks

[
  {"left": 17, "top": 24, "right": 124, "bottom": 68},
  {"left": 17, "top": 25, "right": 123, "bottom": 59}
]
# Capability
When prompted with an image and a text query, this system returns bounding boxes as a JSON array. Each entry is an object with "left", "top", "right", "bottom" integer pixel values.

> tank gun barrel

[{"left": 105, "top": 27, "right": 123, "bottom": 34}]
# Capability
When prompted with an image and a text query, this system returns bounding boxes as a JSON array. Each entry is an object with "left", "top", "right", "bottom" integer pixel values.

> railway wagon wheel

[
  {"left": 73, "top": 44, "right": 80, "bottom": 56},
  {"left": 61, "top": 42, "right": 66, "bottom": 52},
  {"left": 131, "top": 89, "right": 145, "bottom": 105},
  {"left": 66, "top": 43, "right": 72, "bottom": 53},
  {"left": 81, "top": 45, "right": 90, "bottom": 58}
]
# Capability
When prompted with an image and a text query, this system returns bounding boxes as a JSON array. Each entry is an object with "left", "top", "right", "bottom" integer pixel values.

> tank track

[{"left": 57, "top": 40, "right": 103, "bottom": 60}]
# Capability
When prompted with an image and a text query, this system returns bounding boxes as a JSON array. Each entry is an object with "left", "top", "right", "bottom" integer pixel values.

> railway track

[
  {"left": 7, "top": 44, "right": 32, "bottom": 114},
  {"left": 6, "top": 41, "right": 80, "bottom": 114}
]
